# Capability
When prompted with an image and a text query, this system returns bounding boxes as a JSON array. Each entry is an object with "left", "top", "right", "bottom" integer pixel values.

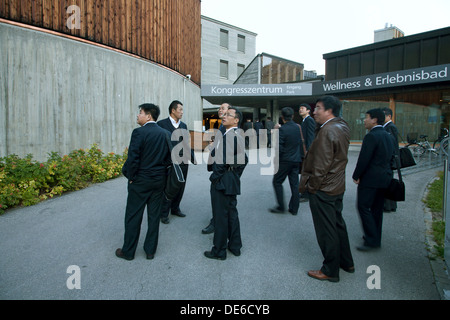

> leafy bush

[{"left": 0, "top": 144, "right": 127, "bottom": 214}]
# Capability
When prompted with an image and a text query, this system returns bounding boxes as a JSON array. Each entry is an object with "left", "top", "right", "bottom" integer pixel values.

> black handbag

[
  {"left": 164, "top": 134, "right": 185, "bottom": 201},
  {"left": 385, "top": 158, "right": 405, "bottom": 201},
  {"left": 399, "top": 147, "right": 416, "bottom": 169}
]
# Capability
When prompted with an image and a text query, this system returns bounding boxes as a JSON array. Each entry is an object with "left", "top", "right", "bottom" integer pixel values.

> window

[
  {"left": 237, "top": 34, "right": 246, "bottom": 53},
  {"left": 220, "top": 60, "right": 229, "bottom": 79},
  {"left": 220, "top": 29, "right": 229, "bottom": 49},
  {"left": 237, "top": 63, "right": 245, "bottom": 76}
]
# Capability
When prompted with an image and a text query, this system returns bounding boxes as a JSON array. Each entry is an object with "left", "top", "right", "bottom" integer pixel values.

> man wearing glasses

[{"left": 204, "top": 107, "right": 248, "bottom": 260}]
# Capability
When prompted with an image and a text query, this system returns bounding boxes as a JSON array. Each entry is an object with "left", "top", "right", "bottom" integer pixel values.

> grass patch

[{"left": 423, "top": 171, "right": 446, "bottom": 258}]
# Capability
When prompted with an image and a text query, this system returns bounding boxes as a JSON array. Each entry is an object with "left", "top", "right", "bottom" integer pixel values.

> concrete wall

[{"left": 0, "top": 22, "right": 202, "bottom": 162}]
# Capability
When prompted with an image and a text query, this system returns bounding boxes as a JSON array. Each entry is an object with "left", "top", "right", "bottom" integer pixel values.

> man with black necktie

[
  {"left": 204, "top": 106, "right": 247, "bottom": 260},
  {"left": 116, "top": 103, "right": 170, "bottom": 261},
  {"left": 353, "top": 108, "right": 394, "bottom": 252},
  {"left": 202, "top": 103, "right": 229, "bottom": 235},
  {"left": 157, "top": 100, "right": 196, "bottom": 224}
]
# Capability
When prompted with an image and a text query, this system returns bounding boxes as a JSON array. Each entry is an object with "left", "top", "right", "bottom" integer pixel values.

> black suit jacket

[
  {"left": 384, "top": 121, "right": 400, "bottom": 156},
  {"left": 157, "top": 117, "right": 196, "bottom": 165},
  {"left": 122, "top": 122, "right": 170, "bottom": 181},
  {"left": 210, "top": 128, "right": 248, "bottom": 195},
  {"left": 300, "top": 115, "right": 316, "bottom": 157},
  {"left": 279, "top": 120, "right": 302, "bottom": 163},
  {"left": 352, "top": 126, "right": 394, "bottom": 188}
]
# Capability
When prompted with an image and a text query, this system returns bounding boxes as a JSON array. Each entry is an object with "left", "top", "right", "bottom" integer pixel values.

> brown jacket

[{"left": 299, "top": 117, "right": 350, "bottom": 196}]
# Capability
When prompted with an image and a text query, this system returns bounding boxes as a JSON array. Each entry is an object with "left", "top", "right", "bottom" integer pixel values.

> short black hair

[
  {"left": 366, "top": 108, "right": 385, "bottom": 125},
  {"left": 139, "top": 103, "right": 160, "bottom": 121},
  {"left": 228, "top": 106, "right": 243, "bottom": 127},
  {"left": 281, "top": 107, "right": 294, "bottom": 121},
  {"left": 316, "top": 95, "right": 342, "bottom": 117},
  {"left": 300, "top": 103, "right": 311, "bottom": 111},
  {"left": 382, "top": 107, "right": 393, "bottom": 117},
  {"left": 168, "top": 100, "right": 183, "bottom": 114}
]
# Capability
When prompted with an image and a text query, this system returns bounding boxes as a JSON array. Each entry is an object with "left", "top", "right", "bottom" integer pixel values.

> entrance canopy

[{"left": 202, "top": 64, "right": 450, "bottom": 108}]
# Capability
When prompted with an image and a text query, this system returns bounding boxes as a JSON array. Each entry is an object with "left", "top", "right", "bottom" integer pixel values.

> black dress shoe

[
  {"left": 356, "top": 245, "right": 380, "bottom": 252},
  {"left": 146, "top": 253, "right": 155, "bottom": 260},
  {"left": 288, "top": 209, "right": 298, "bottom": 215},
  {"left": 228, "top": 248, "right": 241, "bottom": 257},
  {"left": 172, "top": 211, "right": 186, "bottom": 217},
  {"left": 115, "top": 248, "right": 133, "bottom": 261},
  {"left": 204, "top": 251, "right": 226, "bottom": 260},
  {"left": 160, "top": 217, "right": 170, "bottom": 224},
  {"left": 269, "top": 207, "right": 285, "bottom": 214},
  {"left": 202, "top": 223, "right": 215, "bottom": 234},
  {"left": 341, "top": 266, "right": 355, "bottom": 273}
]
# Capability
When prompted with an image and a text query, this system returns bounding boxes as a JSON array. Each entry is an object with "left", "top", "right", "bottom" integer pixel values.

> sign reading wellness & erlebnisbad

[{"left": 313, "top": 64, "right": 450, "bottom": 95}]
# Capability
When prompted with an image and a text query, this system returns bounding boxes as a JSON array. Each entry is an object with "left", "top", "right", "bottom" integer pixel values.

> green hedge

[{"left": 0, "top": 144, "right": 127, "bottom": 214}]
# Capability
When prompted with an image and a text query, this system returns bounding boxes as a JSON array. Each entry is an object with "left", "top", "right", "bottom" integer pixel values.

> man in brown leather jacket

[{"left": 299, "top": 95, "right": 354, "bottom": 283}]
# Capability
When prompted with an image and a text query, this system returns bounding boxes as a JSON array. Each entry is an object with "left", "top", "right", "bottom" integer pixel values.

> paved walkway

[{"left": 0, "top": 149, "right": 449, "bottom": 300}]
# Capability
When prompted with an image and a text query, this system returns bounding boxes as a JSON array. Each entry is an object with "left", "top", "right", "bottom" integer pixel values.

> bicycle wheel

[
  {"left": 413, "top": 145, "right": 426, "bottom": 156},
  {"left": 441, "top": 137, "right": 450, "bottom": 156}
]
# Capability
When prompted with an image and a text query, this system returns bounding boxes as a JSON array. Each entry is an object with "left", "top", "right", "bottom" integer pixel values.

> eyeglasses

[{"left": 224, "top": 113, "right": 237, "bottom": 118}]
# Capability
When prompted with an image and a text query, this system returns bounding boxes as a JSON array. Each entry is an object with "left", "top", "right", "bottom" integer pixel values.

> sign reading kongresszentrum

[
  {"left": 313, "top": 64, "right": 450, "bottom": 95},
  {"left": 201, "top": 83, "right": 313, "bottom": 97}
]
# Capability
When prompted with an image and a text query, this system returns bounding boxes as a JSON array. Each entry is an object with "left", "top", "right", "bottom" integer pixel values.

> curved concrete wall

[{"left": 0, "top": 22, "right": 202, "bottom": 161}]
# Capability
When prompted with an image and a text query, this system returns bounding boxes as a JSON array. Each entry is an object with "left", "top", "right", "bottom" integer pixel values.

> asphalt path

[{"left": 0, "top": 149, "right": 444, "bottom": 300}]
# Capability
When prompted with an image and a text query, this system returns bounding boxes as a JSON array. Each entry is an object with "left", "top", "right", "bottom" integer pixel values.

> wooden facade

[{"left": 0, "top": 0, "right": 201, "bottom": 84}]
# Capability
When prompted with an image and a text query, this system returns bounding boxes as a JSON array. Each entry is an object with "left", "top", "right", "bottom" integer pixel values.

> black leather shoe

[
  {"left": 288, "top": 209, "right": 298, "bottom": 215},
  {"left": 204, "top": 251, "right": 226, "bottom": 260},
  {"left": 228, "top": 248, "right": 241, "bottom": 257},
  {"left": 172, "top": 211, "right": 186, "bottom": 217},
  {"left": 357, "top": 245, "right": 379, "bottom": 252},
  {"left": 160, "top": 217, "right": 170, "bottom": 224},
  {"left": 341, "top": 266, "right": 355, "bottom": 273},
  {"left": 269, "top": 207, "right": 285, "bottom": 214},
  {"left": 146, "top": 253, "right": 155, "bottom": 260},
  {"left": 202, "top": 223, "right": 214, "bottom": 234},
  {"left": 115, "top": 248, "right": 133, "bottom": 261}
]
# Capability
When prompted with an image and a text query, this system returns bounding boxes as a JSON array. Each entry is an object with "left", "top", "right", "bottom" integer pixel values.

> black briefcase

[
  {"left": 163, "top": 134, "right": 186, "bottom": 201},
  {"left": 399, "top": 147, "right": 416, "bottom": 169}
]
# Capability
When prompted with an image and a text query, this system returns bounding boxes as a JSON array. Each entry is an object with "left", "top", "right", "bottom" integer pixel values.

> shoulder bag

[
  {"left": 385, "top": 156, "right": 405, "bottom": 201},
  {"left": 164, "top": 134, "right": 185, "bottom": 201}
]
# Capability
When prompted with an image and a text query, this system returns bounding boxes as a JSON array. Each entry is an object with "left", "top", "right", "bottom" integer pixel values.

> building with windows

[{"left": 201, "top": 15, "right": 257, "bottom": 129}]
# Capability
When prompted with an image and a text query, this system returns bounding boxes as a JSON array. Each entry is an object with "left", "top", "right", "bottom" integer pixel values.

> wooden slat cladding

[{"left": 0, "top": 0, "right": 201, "bottom": 84}]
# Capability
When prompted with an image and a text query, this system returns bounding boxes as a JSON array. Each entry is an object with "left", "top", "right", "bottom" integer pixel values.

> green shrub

[{"left": 0, "top": 144, "right": 127, "bottom": 214}]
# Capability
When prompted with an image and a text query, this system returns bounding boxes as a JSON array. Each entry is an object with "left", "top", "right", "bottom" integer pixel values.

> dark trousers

[
  {"left": 357, "top": 185, "right": 385, "bottom": 248},
  {"left": 210, "top": 184, "right": 242, "bottom": 258},
  {"left": 122, "top": 176, "right": 165, "bottom": 258},
  {"left": 161, "top": 164, "right": 189, "bottom": 218},
  {"left": 273, "top": 162, "right": 299, "bottom": 214},
  {"left": 309, "top": 191, "right": 354, "bottom": 278}
]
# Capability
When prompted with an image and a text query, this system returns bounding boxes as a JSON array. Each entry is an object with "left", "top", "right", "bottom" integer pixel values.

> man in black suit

[
  {"left": 382, "top": 107, "right": 400, "bottom": 213},
  {"left": 353, "top": 108, "right": 394, "bottom": 251},
  {"left": 157, "top": 100, "right": 196, "bottom": 224},
  {"left": 299, "top": 103, "right": 316, "bottom": 202},
  {"left": 202, "top": 103, "right": 229, "bottom": 235},
  {"left": 116, "top": 103, "right": 170, "bottom": 261},
  {"left": 204, "top": 106, "right": 248, "bottom": 260},
  {"left": 265, "top": 117, "right": 275, "bottom": 148},
  {"left": 270, "top": 107, "right": 302, "bottom": 215},
  {"left": 254, "top": 118, "right": 263, "bottom": 149}
]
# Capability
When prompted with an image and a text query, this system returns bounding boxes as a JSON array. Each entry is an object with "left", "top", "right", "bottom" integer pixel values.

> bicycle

[
  {"left": 405, "top": 133, "right": 438, "bottom": 156},
  {"left": 432, "top": 128, "right": 449, "bottom": 155}
]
